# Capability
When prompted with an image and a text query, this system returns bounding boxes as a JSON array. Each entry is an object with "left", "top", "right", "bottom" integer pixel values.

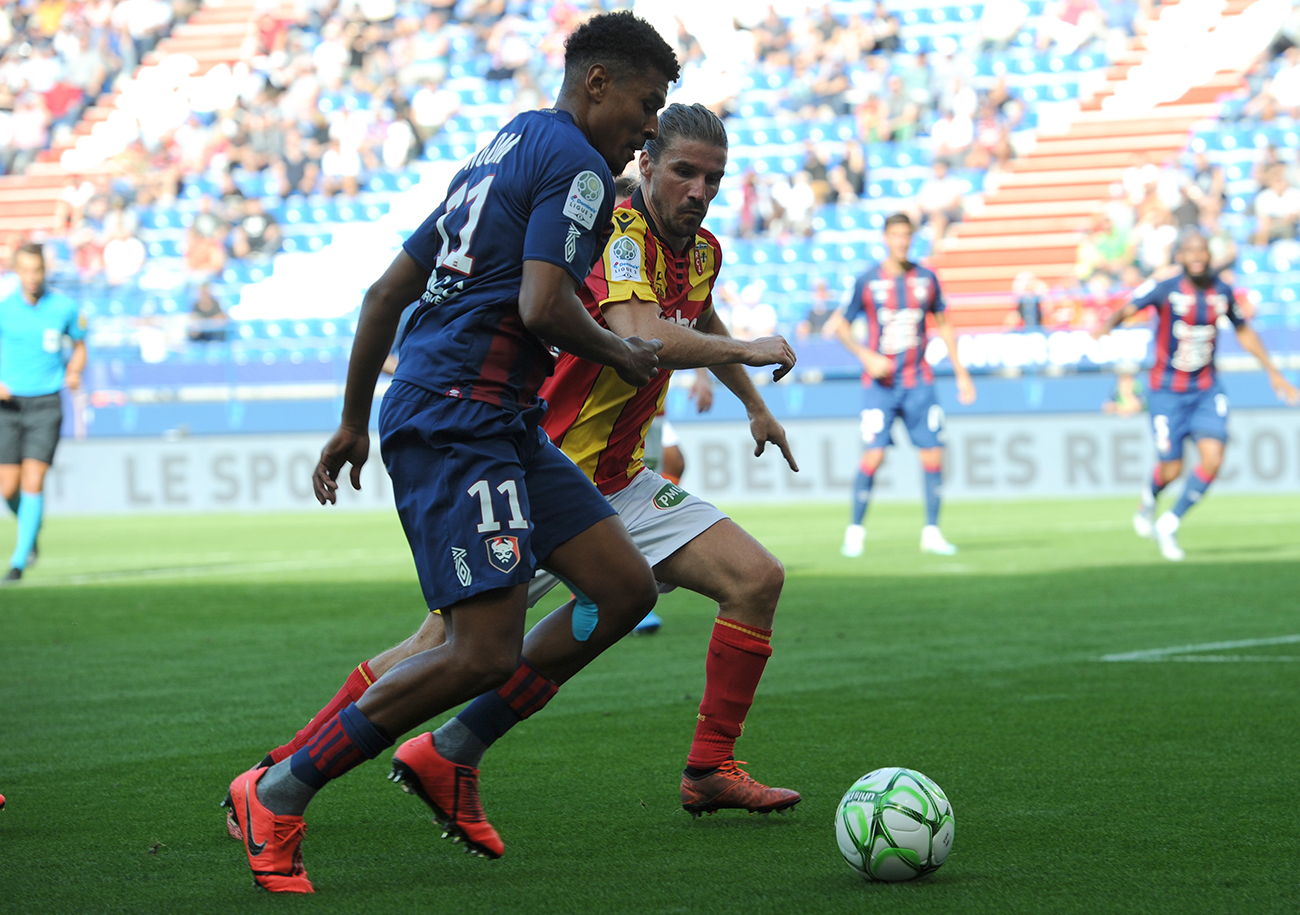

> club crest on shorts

[
  {"left": 485, "top": 536, "right": 521, "bottom": 573},
  {"left": 652, "top": 482, "right": 688, "bottom": 511}
]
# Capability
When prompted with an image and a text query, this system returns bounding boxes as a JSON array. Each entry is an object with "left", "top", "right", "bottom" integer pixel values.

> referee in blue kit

[{"left": 0, "top": 243, "right": 87, "bottom": 584}]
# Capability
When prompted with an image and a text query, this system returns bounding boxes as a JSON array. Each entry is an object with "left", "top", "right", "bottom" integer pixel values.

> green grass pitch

[{"left": 3, "top": 495, "right": 1299, "bottom": 914}]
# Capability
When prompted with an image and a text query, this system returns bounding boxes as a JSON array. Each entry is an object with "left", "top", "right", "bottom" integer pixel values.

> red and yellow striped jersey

[{"left": 541, "top": 189, "right": 722, "bottom": 495}]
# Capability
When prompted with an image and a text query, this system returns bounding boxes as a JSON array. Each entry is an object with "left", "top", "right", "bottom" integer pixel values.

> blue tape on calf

[{"left": 553, "top": 574, "right": 599, "bottom": 642}]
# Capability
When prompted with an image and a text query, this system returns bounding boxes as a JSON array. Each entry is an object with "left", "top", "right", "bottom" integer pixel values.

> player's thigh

[
  {"left": 1146, "top": 390, "right": 1192, "bottom": 461},
  {"left": 0, "top": 398, "right": 24, "bottom": 470},
  {"left": 859, "top": 385, "right": 900, "bottom": 450},
  {"left": 901, "top": 385, "right": 945, "bottom": 450},
  {"left": 19, "top": 394, "right": 63, "bottom": 470},
  {"left": 541, "top": 514, "right": 655, "bottom": 612},
  {"left": 380, "top": 397, "right": 540, "bottom": 611},
  {"left": 1188, "top": 385, "right": 1230, "bottom": 453},
  {"left": 654, "top": 518, "right": 784, "bottom": 614}
]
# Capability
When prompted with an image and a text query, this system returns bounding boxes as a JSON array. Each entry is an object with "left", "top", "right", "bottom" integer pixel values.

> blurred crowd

[
  {"left": 0, "top": 0, "right": 195, "bottom": 176},
  {"left": 728, "top": 0, "right": 1150, "bottom": 242}
]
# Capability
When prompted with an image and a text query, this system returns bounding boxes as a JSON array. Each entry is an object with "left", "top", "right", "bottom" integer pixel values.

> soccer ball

[{"left": 835, "top": 767, "right": 954, "bottom": 882}]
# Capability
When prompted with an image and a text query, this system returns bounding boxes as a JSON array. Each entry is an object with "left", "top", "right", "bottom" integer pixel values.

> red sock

[
  {"left": 268, "top": 661, "right": 376, "bottom": 764},
  {"left": 688, "top": 619, "right": 773, "bottom": 770}
]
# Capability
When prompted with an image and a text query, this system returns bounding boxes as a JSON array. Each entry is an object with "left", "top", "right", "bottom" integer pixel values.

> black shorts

[{"left": 0, "top": 393, "right": 64, "bottom": 465}]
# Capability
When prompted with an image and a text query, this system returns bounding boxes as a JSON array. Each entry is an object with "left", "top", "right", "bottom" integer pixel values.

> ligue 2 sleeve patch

[
  {"left": 563, "top": 170, "right": 605, "bottom": 229},
  {"left": 609, "top": 235, "right": 642, "bottom": 282}
]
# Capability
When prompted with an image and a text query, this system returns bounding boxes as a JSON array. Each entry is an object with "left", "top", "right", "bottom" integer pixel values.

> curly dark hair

[
  {"left": 563, "top": 10, "right": 680, "bottom": 89},
  {"left": 644, "top": 103, "right": 727, "bottom": 163}
]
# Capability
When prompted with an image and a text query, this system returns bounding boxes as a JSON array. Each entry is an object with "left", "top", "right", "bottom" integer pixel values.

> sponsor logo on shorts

[
  {"left": 451, "top": 546, "right": 472, "bottom": 587},
  {"left": 651, "top": 482, "right": 688, "bottom": 511},
  {"left": 485, "top": 535, "right": 521, "bottom": 573}
]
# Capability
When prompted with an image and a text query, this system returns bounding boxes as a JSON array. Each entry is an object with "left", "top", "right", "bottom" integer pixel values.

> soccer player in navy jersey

[
  {"left": 830, "top": 213, "right": 975, "bottom": 558},
  {"left": 225, "top": 12, "right": 679, "bottom": 893},
  {"left": 1095, "top": 231, "right": 1298, "bottom": 561}
]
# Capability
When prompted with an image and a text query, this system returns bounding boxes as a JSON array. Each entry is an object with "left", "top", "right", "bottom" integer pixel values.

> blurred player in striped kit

[
  {"left": 1095, "top": 230, "right": 1298, "bottom": 561},
  {"left": 830, "top": 213, "right": 975, "bottom": 558}
]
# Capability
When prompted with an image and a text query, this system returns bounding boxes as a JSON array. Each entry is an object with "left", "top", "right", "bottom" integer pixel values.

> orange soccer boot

[
  {"left": 390, "top": 733, "right": 504, "bottom": 859},
  {"left": 680, "top": 759, "right": 801, "bottom": 817},
  {"left": 227, "top": 767, "right": 313, "bottom": 893}
]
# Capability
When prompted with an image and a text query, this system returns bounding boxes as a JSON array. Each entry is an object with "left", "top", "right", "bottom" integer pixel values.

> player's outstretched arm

[
  {"left": 313, "top": 250, "right": 429, "bottom": 505},
  {"left": 691, "top": 310, "right": 798, "bottom": 471},
  {"left": 1236, "top": 324, "right": 1300, "bottom": 405},
  {"left": 1093, "top": 302, "right": 1138, "bottom": 339},
  {"left": 933, "top": 312, "right": 975, "bottom": 404},
  {"left": 603, "top": 296, "right": 796, "bottom": 380},
  {"left": 519, "top": 260, "right": 661, "bottom": 387}
]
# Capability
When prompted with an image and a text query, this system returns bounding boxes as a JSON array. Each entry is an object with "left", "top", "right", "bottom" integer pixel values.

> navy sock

[
  {"left": 850, "top": 469, "right": 875, "bottom": 525},
  {"left": 923, "top": 468, "right": 942, "bottom": 527},
  {"left": 5, "top": 493, "right": 18, "bottom": 516},
  {"left": 289, "top": 702, "right": 393, "bottom": 790},
  {"left": 1172, "top": 467, "right": 1214, "bottom": 518}
]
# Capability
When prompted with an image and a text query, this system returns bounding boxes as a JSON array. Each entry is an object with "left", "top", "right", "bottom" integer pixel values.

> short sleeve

[
  {"left": 594, "top": 213, "right": 656, "bottom": 306},
  {"left": 1224, "top": 281, "right": 1247, "bottom": 328},
  {"left": 65, "top": 300, "right": 88, "bottom": 341},
  {"left": 402, "top": 193, "right": 452, "bottom": 272},
  {"left": 839, "top": 277, "right": 866, "bottom": 321},
  {"left": 927, "top": 271, "right": 946, "bottom": 314},
  {"left": 522, "top": 153, "right": 614, "bottom": 286},
  {"left": 1128, "top": 278, "right": 1162, "bottom": 312}
]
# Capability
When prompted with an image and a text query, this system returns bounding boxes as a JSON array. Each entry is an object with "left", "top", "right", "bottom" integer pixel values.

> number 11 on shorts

[{"left": 467, "top": 479, "right": 528, "bottom": 533}]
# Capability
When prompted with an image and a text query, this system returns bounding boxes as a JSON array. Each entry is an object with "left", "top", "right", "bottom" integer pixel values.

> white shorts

[{"left": 528, "top": 467, "right": 728, "bottom": 634}]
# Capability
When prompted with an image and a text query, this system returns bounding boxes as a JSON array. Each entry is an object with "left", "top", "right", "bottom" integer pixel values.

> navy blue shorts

[
  {"left": 858, "top": 383, "right": 944, "bottom": 450},
  {"left": 1147, "top": 383, "right": 1229, "bottom": 461},
  {"left": 378, "top": 381, "right": 615, "bottom": 611}
]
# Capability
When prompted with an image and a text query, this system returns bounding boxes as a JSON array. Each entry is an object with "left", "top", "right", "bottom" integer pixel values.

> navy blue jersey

[
  {"left": 396, "top": 108, "right": 616, "bottom": 410},
  {"left": 840, "top": 262, "right": 945, "bottom": 389},
  {"left": 1129, "top": 271, "right": 1244, "bottom": 393}
]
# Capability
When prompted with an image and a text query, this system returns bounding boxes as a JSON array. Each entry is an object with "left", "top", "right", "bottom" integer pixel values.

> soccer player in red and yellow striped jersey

[{"left": 229, "top": 103, "right": 803, "bottom": 853}]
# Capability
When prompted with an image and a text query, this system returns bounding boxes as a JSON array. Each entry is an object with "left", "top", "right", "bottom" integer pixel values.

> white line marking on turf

[
  {"left": 18, "top": 555, "right": 411, "bottom": 588},
  {"left": 1101, "top": 635, "right": 1300, "bottom": 662}
]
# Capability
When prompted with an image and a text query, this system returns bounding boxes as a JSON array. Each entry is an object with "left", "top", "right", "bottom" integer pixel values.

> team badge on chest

[{"left": 485, "top": 535, "right": 521, "bottom": 573}]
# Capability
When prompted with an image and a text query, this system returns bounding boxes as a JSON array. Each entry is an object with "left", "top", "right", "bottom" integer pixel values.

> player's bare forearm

[
  {"left": 934, "top": 313, "right": 975, "bottom": 403},
  {"left": 519, "top": 260, "right": 660, "bottom": 386},
  {"left": 1235, "top": 325, "right": 1279, "bottom": 375},
  {"left": 605, "top": 302, "right": 794, "bottom": 377},
  {"left": 1236, "top": 325, "right": 1300, "bottom": 404},
  {"left": 339, "top": 250, "right": 429, "bottom": 432},
  {"left": 709, "top": 362, "right": 768, "bottom": 416},
  {"left": 834, "top": 320, "right": 894, "bottom": 378},
  {"left": 1096, "top": 302, "right": 1137, "bottom": 337},
  {"left": 65, "top": 341, "right": 87, "bottom": 389}
]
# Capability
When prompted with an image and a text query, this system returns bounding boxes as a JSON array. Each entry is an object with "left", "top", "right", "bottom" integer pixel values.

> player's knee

[
  {"left": 1200, "top": 456, "right": 1222, "bottom": 477},
  {"left": 729, "top": 553, "right": 784, "bottom": 619},
  {"left": 458, "top": 650, "right": 521, "bottom": 695}
]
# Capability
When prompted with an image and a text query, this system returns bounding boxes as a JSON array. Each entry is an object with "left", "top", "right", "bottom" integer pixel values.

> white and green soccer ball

[{"left": 835, "top": 767, "right": 954, "bottom": 882}]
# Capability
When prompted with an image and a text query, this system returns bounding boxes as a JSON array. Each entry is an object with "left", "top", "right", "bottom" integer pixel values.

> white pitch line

[
  {"left": 1165, "top": 656, "right": 1300, "bottom": 662},
  {"left": 1101, "top": 635, "right": 1300, "bottom": 662},
  {"left": 18, "top": 555, "right": 411, "bottom": 588}
]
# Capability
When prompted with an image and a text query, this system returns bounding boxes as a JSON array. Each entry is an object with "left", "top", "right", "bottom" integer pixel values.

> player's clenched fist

[
  {"left": 313, "top": 426, "right": 369, "bottom": 504},
  {"left": 617, "top": 336, "right": 662, "bottom": 387}
]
